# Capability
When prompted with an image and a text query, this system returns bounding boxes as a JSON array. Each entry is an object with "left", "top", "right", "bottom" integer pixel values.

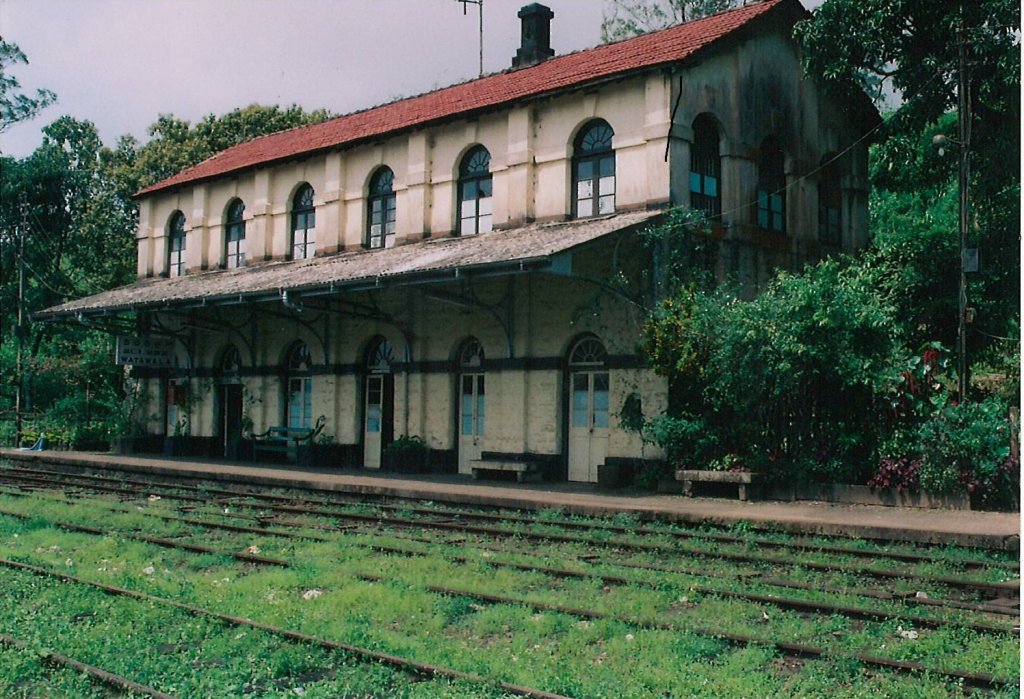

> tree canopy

[
  {"left": 600, "top": 0, "right": 739, "bottom": 42},
  {"left": 0, "top": 37, "right": 56, "bottom": 134},
  {"left": 0, "top": 97, "right": 332, "bottom": 448}
]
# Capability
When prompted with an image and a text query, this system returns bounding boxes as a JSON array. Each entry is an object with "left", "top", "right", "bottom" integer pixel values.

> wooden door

[
  {"left": 568, "top": 371, "right": 610, "bottom": 482},
  {"left": 363, "top": 374, "right": 394, "bottom": 468},
  {"left": 220, "top": 384, "right": 243, "bottom": 453},
  {"left": 458, "top": 373, "right": 485, "bottom": 474}
]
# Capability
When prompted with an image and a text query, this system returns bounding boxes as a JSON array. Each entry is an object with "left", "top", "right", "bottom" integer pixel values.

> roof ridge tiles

[{"left": 136, "top": 0, "right": 786, "bottom": 198}]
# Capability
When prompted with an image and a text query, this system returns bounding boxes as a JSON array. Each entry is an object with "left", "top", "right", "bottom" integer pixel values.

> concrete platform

[{"left": 2, "top": 449, "right": 1020, "bottom": 551}]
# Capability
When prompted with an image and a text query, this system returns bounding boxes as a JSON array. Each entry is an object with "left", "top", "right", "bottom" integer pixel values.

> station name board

[{"left": 116, "top": 336, "right": 174, "bottom": 367}]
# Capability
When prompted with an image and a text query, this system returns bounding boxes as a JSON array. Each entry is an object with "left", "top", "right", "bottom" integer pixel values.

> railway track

[
  {"left": 0, "top": 465, "right": 1017, "bottom": 610},
  {"left": 0, "top": 632, "right": 180, "bottom": 699},
  {"left": 0, "top": 515, "right": 1015, "bottom": 694},
  {"left": 1, "top": 483, "right": 1013, "bottom": 636},
  {"left": 0, "top": 463, "right": 1017, "bottom": 695},
  {"left": 6, "top": 462, "right": 1017, "bottom": 571},
  {"left": 0, "top": 558, "right": 572, "bottom": 699},
  {"left": 2, "top": 466, "right": 1017, "bottom": 600}
]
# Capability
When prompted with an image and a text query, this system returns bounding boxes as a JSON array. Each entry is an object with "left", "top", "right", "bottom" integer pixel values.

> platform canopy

[{"left": 38, "top": 210, "right": 662, "bottom": 320}]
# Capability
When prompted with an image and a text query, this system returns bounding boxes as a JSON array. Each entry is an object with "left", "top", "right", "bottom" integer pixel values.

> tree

[
  {"left": 601, "top": 0, "right": 740, "bottom": 42},
  {"left": 0, "top": 38, "right": 56, "bottom": 134},
  {"left": 796, "top": 0, "right": 1020, "bottom": 377},
  {"left": 642, "top": 255, "right": 907, "bottom": 483},
  {"left": 120, "top": 104, "right": 333, "bottom": 194},
  {"left": 1, "top": 103, "right": 333, "bottom": 446}
]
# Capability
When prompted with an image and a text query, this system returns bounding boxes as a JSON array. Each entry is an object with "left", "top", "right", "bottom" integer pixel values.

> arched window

[
  {"left": 459, "top": 339, "right": 485, "bottom": 369},
  {"left": 225, "top": 199, "right": 247, "bottom": 268},
  {"left": 291, "top": 184, "right": 316, "bottom": 260},
  {"left": 366, "top": 337, "right": 395, "bottom": 374},
  {"left": 367, "top": 167, "right": 396, "bottom": 249},
  {"left": 690, "top": 115, "right": 721, "bottom": 219},
  {"left": 286, "top": 342, "right": 313, "bottom": 430},
  {"left": 572, "top": 120, "right": 615, "bottom": 218},
  {"left": 756, "top": 137, "right": 785, "bottom": 233},
  {"left": 221, "top": 345, "right": 241, "bottom": 378},
  {"left": 167, "top": 211, "right": 186, "bottom": 277},
  {"left": 457, "top": 146, "right": 493, "bottom": 236},
  {"left": 818, "top": 156, "right": 842, "bottom": 246},
  {"left": 568, "top": 336, "right": 608, "bottom": 368}
]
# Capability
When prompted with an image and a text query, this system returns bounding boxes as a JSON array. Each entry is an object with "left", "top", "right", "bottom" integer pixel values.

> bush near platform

[
  {"left": 917, "top": 398, "right": 1019, "bottom": 509},
  {"left": 638, "top": 213, "right": 1020, "bottom": 508}
]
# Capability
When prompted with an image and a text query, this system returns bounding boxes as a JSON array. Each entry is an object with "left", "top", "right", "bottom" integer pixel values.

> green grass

[{"left": 0, "top": 474, "right": 1018, "bottom": 699}]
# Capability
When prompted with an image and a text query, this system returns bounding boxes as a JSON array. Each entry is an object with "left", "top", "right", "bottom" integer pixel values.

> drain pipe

[{"left": 280, "top": 289, "right": 303, "bottom": 313}]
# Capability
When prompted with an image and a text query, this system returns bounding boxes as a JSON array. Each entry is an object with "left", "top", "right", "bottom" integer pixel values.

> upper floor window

[
  {"left": 291, "top": 184, "right": 316, "bottom": 260},
  {"left": 818, "top": 156, "right": 842, "bottom": 246},
  {"left": 756, "top": 137, "right": 785, "bottom": 233},
  {"left": 225, "top": 199, "right": 246, "bottom": 268},
  {"left": 690, "top": 115, "right": 721, "bottom": 219},
  {"left": 572, "top": 119, "right": 615, "bottom": 218},
  {"left": 458, "top": 146, "right": 493, "bottom": 236},
  {"left": 367, "top": 167, "right": 396, "bottom": 249},
  {"left": 167, "top": 211, "right": 186, "bottom": 277}
]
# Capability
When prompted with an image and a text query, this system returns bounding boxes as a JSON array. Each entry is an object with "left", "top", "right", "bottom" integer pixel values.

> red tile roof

[{"left": 138, "top": 0, "right": 788, "bottom": 197}]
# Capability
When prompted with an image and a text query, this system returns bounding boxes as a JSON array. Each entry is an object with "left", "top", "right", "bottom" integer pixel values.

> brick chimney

[{"left": 512, "top": 3, "right": 555, "bottom": 68}]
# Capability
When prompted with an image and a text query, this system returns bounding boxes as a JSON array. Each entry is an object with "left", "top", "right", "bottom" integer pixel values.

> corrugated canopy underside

[{"left": 39, "top": 210, "right": 662, "bottom": 319}]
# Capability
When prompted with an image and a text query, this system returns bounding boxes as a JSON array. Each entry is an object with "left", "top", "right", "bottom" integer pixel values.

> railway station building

[{"left": 41, "top": 0, "right": 876, "bottom": 482}]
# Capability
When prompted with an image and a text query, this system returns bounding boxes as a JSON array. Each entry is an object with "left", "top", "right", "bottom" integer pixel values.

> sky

[{"left": 0, "top": 0, "right": 818, "bottom": 160}]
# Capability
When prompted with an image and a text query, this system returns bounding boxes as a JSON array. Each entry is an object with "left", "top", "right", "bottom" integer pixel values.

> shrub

[
  {"left": 642, "top": 255, "right": 907, "bottom": 484},
  {"left": 918, "top": 397, "right": 1018, "bottom": 508},
  {"left": 385, "top": 435, "right": 428, "bottom": 453},
  {"left": 645, "top": 413, "right": 717, "bottom": 468},
  {"left": 867, "top": 457, "right": 922, "bottom": 492}
]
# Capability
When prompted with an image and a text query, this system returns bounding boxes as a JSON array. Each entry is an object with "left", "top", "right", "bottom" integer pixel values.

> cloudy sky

[{"left": 0, "top": 0, "right": 817, "bottom": 159}]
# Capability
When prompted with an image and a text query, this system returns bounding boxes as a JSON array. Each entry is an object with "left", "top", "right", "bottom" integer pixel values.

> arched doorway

[
  {"left": 217, "top": 345, "right": 243, "bottom": 455},
  {"left": 363, "top": 338, "right": 395, "bottom": 469},
  {"left": 567, "top": 336, "right": 610, "bottom": 482},
  {"left": 457, "top": 339, "right": 485, "bottom": 474},
  {"left": 285, "top": 342, "right": 314, "bottom": 431}
]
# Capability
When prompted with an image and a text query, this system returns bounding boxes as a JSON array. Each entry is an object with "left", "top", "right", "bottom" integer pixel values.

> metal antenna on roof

[{"left": 455, "top": 0, "right": 484, "bottom": 77}]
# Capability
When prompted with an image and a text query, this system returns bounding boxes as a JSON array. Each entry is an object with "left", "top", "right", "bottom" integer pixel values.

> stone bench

[
  {"left": 470, "top": 460, "right": 543, "bottom": 483},
  {"left": 676, "top": 469, "right": 762, "bottom": 501}
]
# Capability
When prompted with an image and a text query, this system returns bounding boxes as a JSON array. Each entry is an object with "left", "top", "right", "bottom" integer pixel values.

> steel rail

[
  {"left": 355, "top": 574, "right": 1014, "bottom": 692},
  {"left": 0, "top": 632, "right": 179, "bottom": 699},
  {"left": 372, "top": 527, "right": 1022, "bottom": 619},
  {"left": 0, "top": 469, "right": 1016, "bottom": 599},
  {"left": 8, "top": 463, "right": 1017, "bottom": 571},
  {"left": 0, "top": 507, "right": 290, "bottom": 567},
  {"left": 4, "top": 481, "right": 1012, "bottom": 636},
  {"left": 22, "top": 484, "right": 1012, "bottom": 635},
  {"left": 1, "top": 470, "right": 1018, "bottom": 607},
  {"left": 0, "top": 558, "right": 572, "bottom": 699},
  {"left": 360, "top": 541, "right": 1015, "bottom": 635}
]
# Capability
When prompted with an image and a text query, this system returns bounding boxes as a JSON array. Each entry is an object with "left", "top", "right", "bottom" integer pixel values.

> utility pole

[
  {"left": 14, "top": 196, "right": 27, "bottom": 442},
  {"left": 956, "top": 19, "right": 971, "bottom": 401}
]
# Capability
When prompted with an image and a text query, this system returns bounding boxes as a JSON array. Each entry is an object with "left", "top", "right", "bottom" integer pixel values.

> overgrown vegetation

[
  {"left": 636, "top": 0, "right": 1020, "bottom": 507},
  {"left": 0, "top": 39, "right": 332, "bottom": 447},
  {"left": 0, "top": 480, "right": 1017, "bottom": 697}
]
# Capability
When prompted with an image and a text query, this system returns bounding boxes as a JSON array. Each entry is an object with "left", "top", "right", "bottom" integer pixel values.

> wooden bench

[
  {"left": 470, "top": 459, "right": 543, "bottom": 483},
  {"left": 676, "top": 469, "right": 762, "bottom": 501},
  {"left": 254, "top": 416, "right": 325, "bottom": 463}
]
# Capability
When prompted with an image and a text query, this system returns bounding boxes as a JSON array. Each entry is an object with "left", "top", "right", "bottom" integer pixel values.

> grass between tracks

[{"left": 0, "top": 475, "right": 1018, "bottom": 699}]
